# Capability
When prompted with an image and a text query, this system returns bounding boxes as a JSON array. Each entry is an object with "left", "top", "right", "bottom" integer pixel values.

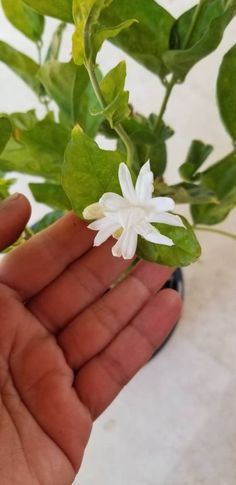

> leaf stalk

[{"left": 194, "top": 226, "right": 236, "bottom": 241}]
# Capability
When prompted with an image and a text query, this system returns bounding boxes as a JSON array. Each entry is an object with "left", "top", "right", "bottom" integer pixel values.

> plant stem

[
  {"left": 115, "top": 124, "right": 135, "bottom": 168},
  {"left": 155, "top": 75, "right": 176, "bottom": 133},
  {"left": 111, "top": 256, "right": 140, "bottom": 288},
  {"left": 24, "top": 227, "right": 34, "bottom": 240},
  {"left": 194, "top": 226, "right": 236, "bottom": 241},
  {"left": 155, "top": 0, "right": 204, "bottom": 133},
  {"left": 36, "top": 41, "right": 51, "bottom": 114},
  {"left": 86, "top": 62, "right": 135, "bottom": 168},
  {"left": 83, "top": 11, "right": 135, "bottom": 168},
  {"left": 86, "top": 64, "right": 106, "bottom": 108}
]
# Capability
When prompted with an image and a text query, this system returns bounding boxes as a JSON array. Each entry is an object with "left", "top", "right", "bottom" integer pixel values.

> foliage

[
  {"left": 29, "top": 182, "right": 71, "bottom": 210},
  {"left": 31, "top": 210, "right": 65, "bottom": 233},
  {"left": 0, "top": 116, "right": 70, "bottom": 181},
  {"left": 62, "top": 126, "right": 123, "bottom": 217},
  {"left": 91, "top": 61, "right": 130, "bottom": 128},
  {"left": 217, "top": 43, "right": 236, "bottom": 141},
  {"left": 179, "top": 140, "right": 213, "bottom": 182},
  {"left": 37, "top": 61, "right": 102, "bottom": 135},
  {"left": 191, "top": 152, "right": 236, "bottom": 225},
  {"left": 2, "top": 0, "right": 44, "bottom": 42},
  {"left": 0, "top": 176, "right": 15, "bottom": 200},
  {"left": 164, "top": 0, "right": 236, "bottom": 81},
  {"left": 138, "top": 218, "right": 201, "bottom": 268},
  {"left": 0, "top": 40, "right": 42, "bottom": 94},
  {"left": 0, "top": 0, "right": 236, "bottom": 266},
  {"left": 0, "top": 117, "right": 12, "bottom": 154}
]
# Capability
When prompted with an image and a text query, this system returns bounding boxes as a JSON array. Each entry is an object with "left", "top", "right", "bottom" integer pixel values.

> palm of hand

[
  {"left": 0, "top": 284, "right": 86, "bottom": 484},
  {"left": 0, "top": 196, "right": 181, "bottom": 485}
]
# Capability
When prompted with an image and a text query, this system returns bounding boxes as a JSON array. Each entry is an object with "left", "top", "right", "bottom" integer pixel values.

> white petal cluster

[{"left": 83, "top": 161, "right": 185, "bottom": 260}]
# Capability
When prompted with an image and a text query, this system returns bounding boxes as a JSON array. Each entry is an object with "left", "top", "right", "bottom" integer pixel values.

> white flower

[{"left": 83, "top": 161, "right": 185, "bottom": 260}]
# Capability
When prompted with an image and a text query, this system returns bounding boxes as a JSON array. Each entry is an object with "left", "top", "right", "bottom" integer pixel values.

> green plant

[{"left": 1, "top": 0, "right": 236, "bottom": 266}]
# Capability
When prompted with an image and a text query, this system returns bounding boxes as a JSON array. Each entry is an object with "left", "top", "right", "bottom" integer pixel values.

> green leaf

[
  {"left": 72, "top": 0, "right": 111, "bottom": 22},
  {"left": 149, "top": 144, "right": 167, "bottom": 178},
  {"left": 191, "top": 151, "right": 236, "bottom": 224},
  {"left": 199, "top": 151, "right": 236, "bottom": 201},
  {"left": 153, "top": 180, "right": 218, "bottom": 205},
  {"left": 138, "top": 217, "right": 201, "bottom": 267},
  {"left": 0, "top": 117, "right": 70, "bottom": 181},
  {"left": 100, "top": 0, "right": 174, "bottom": 79},
  {"left": 2, "top": 0, "right": 44, "bottom": 42},
  {"left": 72, "top": 1, "right": 136, "bottom": 67},
  {"left": 23, "top": 0, "right": 72, "bottom": 22},
  {"left": 0, "top": 110, "right": 38, "bottom": 130},
  {"left": 10, "top": 111, "right": 38, "bottom": 130},
  {"left": 24, "top": 0, "right": 174, "bottom": 79},
  {"left": 125, "top": 116, "right": 173, "bottom": 177},
  {"left": 171, "top": 182, "right": 218, "bottom": 205},
  {"left": 62, "top": 126, "right": 123, "bottom": 217},
  {"left": 45, "top": 22, "right": 67, "bottom": 62},
  {"left": 0, "top": 117, "right": 12, "bottom": 155},
  {"left": 101, "top": 115, "right": 173, "bottom": 176},
  {"left": 179, "top": 140, "right": 213, "bottom": 181},
  {"left": 191, "top": 200, "right": 235, "bottom": 225},
  {"left": 0, "top": 40, "right": 42, "bottom": 94},
  {"left": 163, "top": 0, "right": 236, "bottom": 81},
  {"left": 217, "top": 43, "right": 236, "bottom": 141},
  {"left": 31, "top": 210, "right": 65, "bottom": 233},
  {"left": 72, "top": 21, "right": 85, "bottom": 66},
  {"left": 148, "top": 117, "right": 174, "bottom": 177},
  {"left": 93, "top": 61, "right": 130, "bottom": 127},
  {"left": 0, "top": 176, "right": 15, "bottom": 200},
  {"left": 29, "top": 182, "right": 71, "bottom": 210},
  {"left": 38, "top": 60, "right": 102, "bottom": 136},
  {"left": 93, "top": 19, "right": 137, "bottom": 62},
  {"left": 72, "top": 0, "right": 113, "bottom": 65},
  {"left": 102, "top": 113, "right": 174, "bottom": 177}
]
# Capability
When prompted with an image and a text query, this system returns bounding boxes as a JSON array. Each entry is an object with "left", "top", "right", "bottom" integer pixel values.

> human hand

[{"left": 0, "top": 194, "right": 182, "bottom": 485}]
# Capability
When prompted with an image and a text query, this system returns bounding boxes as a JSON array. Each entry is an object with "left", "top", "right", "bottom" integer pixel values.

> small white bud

[{"left": 83, "top": 203, "right": 104, "bottom": 220}]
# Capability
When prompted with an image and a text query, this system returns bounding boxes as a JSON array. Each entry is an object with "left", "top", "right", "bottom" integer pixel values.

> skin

[{"left": 0, "top": 193, "right": 182, "bottom": 485}]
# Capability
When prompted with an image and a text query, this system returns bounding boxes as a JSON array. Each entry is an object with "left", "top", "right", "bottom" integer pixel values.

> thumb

[{"left": 0, "top": 193, "right": 31, "bottom": 251}]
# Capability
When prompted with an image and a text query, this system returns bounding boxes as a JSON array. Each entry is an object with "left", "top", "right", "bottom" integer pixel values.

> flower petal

[
  {"left": 136, "top": 221, "right": 174, "bottom": 246},
  {"left": 119, "top": 162, "right": 136, "bottom": 202},
  {"left": 118, "top": 206, "right": 143, "bottom": 229},
  {"left": 112, "top": 228, "right": 138, "bottom": 260},
  {"left": 135, "top": 160, "right": 154, "bottom": 201},
  {"left": 88, "top": 217, "right": 120, "bottom": 246},
  {"left": 147, "top": 232, "right": 174, "bottom": 246},
  {"left": 99, "top": 192, "right": 128, "bottom": 212},
  {"left": 148, "top": 212, "right": 185, "bottom": 228},
  {"left": 148, "top": 196, "right": 175, "bottom": 213},
  {"left": 88, "top": 217, "right": 109, "bottom": 231},
  {"left": 83, "top": 202, "right": 104, "bottom": 220}
]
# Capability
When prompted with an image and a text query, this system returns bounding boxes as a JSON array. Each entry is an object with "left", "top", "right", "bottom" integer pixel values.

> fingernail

[{"left": 0, "top": 193, "right": 22, "bottom": 207}]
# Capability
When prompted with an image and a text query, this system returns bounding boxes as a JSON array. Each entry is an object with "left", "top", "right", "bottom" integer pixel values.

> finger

[
  {"left": 28, "top": 238, "right": 132, "bottom": 332},
  {"left": 0, "top": 193, "right": 31, "bottom": 251},
  {"left": 58, "top": 262, "right": 172, "bottom": 368},
  {"left": 0, "top": 212, "right": 95, "bottom": 300},
  {"left": 74, "top": 289, "right": 182, "bottom": 419}
]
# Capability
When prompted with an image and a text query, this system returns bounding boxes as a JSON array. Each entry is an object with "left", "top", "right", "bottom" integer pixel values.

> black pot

[
  {"left": 151, "top": 268, "right": 184, "bottom": 358},
  {"left": 164, "top": 268, "right": 184, "bottom": 298}
]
